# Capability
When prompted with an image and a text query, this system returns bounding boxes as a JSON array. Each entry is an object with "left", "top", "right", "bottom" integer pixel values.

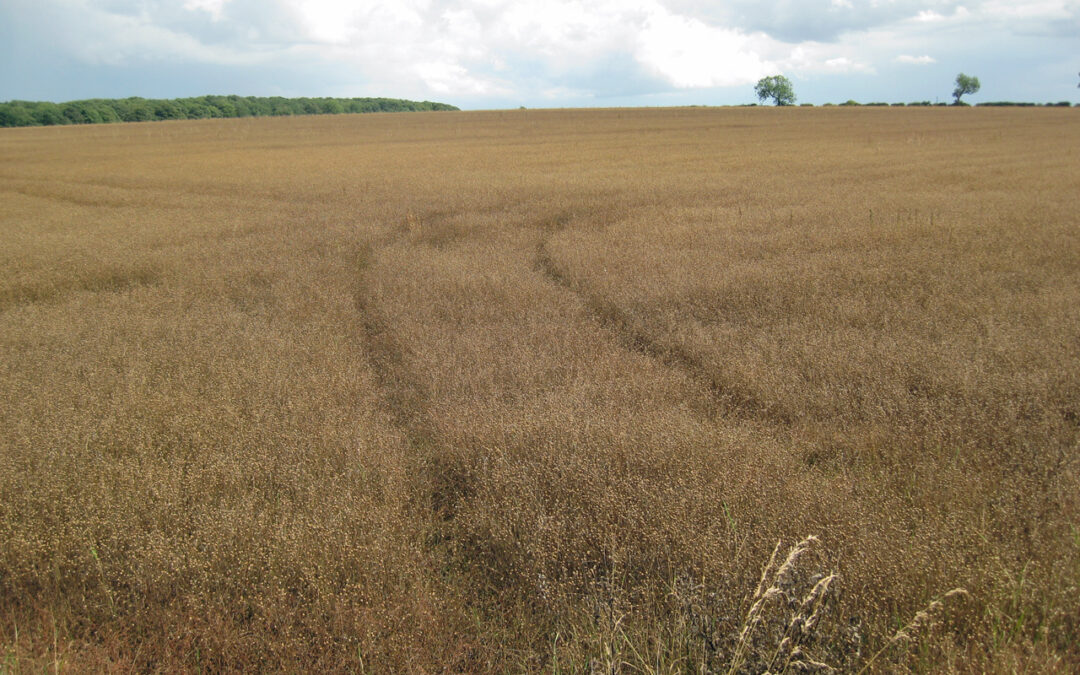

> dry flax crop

[{"left": 1, "top": 107, "right": 1078, "bottom": 672}]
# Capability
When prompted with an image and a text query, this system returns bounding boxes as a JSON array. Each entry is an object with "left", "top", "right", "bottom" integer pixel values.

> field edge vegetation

[{"left": 0, "top": 95, "right": 459, "bottom": 128}]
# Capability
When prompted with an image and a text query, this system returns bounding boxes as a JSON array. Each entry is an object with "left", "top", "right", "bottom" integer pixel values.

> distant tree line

[
  {"left": 749, "top": 100, "right": 1075, "bottom": 108},
  {"left": 753, "top": 72, "right": 1077, "bottom": 109},
  {"left": 0, "top": 95, "right": 459, "bottom": 128},
  {"left": 815, "top": 100, "right": 1075, "bottom": 107}
]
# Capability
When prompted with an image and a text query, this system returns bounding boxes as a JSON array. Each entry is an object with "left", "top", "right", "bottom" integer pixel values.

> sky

[{"left": 1, "top": 0, "right": 1077, "bottom": 109}]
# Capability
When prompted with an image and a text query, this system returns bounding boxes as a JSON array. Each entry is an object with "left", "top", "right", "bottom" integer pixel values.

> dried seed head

[
  {"left": 789, "top": 647, "right": 836, "bottom": 673},
  {"left": 801, "top": 574, "right": 837, "bottom": 635},
  {"left": 775, "top": 536, "right": 819, "bottom": 591},
  {"left": 754, "top": 540, "right": 783, "bottom": 600},
  {"left": 942, "top": 588, "right": 969, "bottom": 601}
]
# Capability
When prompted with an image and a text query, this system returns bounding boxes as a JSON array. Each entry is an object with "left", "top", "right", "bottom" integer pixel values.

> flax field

[{"left": 1, "top": 107, "right": 1078, "bottom": 672}]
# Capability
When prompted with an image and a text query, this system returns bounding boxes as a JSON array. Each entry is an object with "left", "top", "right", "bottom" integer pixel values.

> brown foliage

[{"left": 1, "top": 108, "right": 1078, "bottom": 671}]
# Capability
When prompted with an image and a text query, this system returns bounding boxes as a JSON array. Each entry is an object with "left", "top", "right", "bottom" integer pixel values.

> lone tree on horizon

[
  {"left": 755, "top": 75, "right": 796, "bottom": 106},
  {"left": 953, "top": 73, "right": 981, "bottom": 104}
]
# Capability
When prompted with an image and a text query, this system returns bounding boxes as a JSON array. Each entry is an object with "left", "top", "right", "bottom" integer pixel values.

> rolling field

[{"left": 1, "top": 107, "right": 1078, "bottom": 672}]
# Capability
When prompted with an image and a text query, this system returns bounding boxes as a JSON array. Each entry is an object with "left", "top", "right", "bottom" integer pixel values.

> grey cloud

[
  {"left": 123, "top": 0, "right": 309, "bottom": 47},
  {"left": 1008, "top": 7, "right": 1080, "bottom": 39},
  {"left": 0, "top": 0, "right": 349, "bottom": 100},
  {"left": 661, "top": 0, "right": 971, "bottom": 42},
  {"left": 37, "top": 0, "right": 318, "bottom": 53}
]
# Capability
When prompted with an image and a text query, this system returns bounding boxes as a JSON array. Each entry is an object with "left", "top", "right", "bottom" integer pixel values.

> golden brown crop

[{"left": 1, "top": 107, "right": 1078, "bottom": 672}]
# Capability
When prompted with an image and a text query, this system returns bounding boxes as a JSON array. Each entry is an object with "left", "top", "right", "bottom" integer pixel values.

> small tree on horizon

[
  {"left": 953, "top": 73, "right": 981, "bottom": 104},
  {"left": 755, "top": 75, "right": 796, "bottom": 106}
]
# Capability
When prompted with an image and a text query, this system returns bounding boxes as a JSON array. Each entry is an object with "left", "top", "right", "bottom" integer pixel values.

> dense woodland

[{"left": 0, "top": 95, "right": 459, "bottom": 127}]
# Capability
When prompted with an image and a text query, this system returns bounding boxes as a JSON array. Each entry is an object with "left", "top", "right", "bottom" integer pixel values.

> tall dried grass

[{"left": 1, "top": 108, "right": 1078, "bottom": 671}]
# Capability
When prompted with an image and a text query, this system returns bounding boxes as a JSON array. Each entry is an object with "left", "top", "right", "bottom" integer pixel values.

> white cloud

[
  {"left": 635, "top": 8, "right": 775, "bottom": 87},
  {"left": 822, "top": 56, "right": 874, "bottom": 73},
  {"left": 302, "top": 0, "right": 784, "bottom": 95},
  {"left": 413, "top": 61, "right": 510, "bottom": 96},
  {"left": 914, "top": 9, "right": 947, "bottom": 22},
  {"left": 782, "top": 42, "right": 875, "bottom": 76},
  {"left": 289, "top": 0, "right": 364, "bottom": 44},
  {"left": 895, "top": 54, "right": 936, "bottom": 64}
]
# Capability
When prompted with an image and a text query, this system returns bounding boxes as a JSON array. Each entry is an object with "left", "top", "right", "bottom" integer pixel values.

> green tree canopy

[
  {"left": 953, "top": 73, "right": 981, "bottom": 104},
  {"left": 754, "top": 75, "right": 796, "bottom": 106},
  {"left": 0, "top": 96, "right": 459, "bottom": 128}
]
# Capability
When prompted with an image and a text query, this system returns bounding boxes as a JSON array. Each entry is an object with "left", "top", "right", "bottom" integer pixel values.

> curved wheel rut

[
  {"left": 534, "top": 233, "right": 775, "bottom": 424},
  {"left": 350, "top": 240, "right": 471, "bottom": 522}
]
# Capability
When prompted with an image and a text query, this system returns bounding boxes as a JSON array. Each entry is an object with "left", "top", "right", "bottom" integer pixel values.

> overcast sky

[{"left": 2, "top": 0, "right": 1077, "bottom": 108}]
